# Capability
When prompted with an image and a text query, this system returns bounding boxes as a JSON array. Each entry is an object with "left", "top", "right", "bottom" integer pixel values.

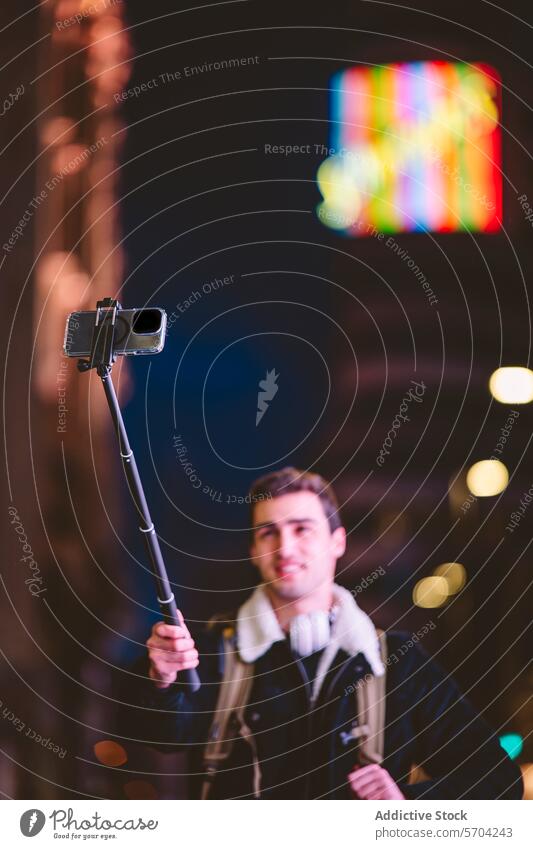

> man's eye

[{"left": 296, "top": 525, "right": 311, "bottom": 534}]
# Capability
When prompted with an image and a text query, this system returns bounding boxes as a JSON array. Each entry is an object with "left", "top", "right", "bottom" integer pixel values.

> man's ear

[{"left": 331, "top": 526, "right": 346, "bottom": 559}]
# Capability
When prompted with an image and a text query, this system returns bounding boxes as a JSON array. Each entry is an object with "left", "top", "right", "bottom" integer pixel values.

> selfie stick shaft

[
  {"left": 100, "top": 369, "right": 200, "bottom": 693},
  {"left": 78, "top": 299, "right": 200, "bottom": 693}
]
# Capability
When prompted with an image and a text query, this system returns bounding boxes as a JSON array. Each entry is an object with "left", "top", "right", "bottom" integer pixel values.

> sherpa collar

[{"left": 235, "top": 583, "right": 385, "bottom": 684}]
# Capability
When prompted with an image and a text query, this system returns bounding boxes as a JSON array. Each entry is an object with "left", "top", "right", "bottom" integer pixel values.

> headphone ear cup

[{"left": 289, "top": 610, "right": 331, "bottom": 657}]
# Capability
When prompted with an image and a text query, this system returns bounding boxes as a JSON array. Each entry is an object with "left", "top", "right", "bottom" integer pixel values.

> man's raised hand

[{"left": 146, "top": 610, "right": 199, "bottom": 689}]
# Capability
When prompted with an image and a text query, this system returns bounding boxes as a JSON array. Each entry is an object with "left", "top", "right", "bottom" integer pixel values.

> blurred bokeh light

[
  {"left": 413, "top": 575, "right": 449, "bottom": 608},
  {"left": 466, "top": 459, "right": 509, "bottom": 496},
  {"left": 489, "top": 367, "right": 533, "bottom": 404},
  {"left": 433, "top": 562, "right": 467, "bottom": 594}
]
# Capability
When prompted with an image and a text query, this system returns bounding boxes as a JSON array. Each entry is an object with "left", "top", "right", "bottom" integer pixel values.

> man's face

[{"left": 250, "top": 491, "right": 346, "bottom": 601}]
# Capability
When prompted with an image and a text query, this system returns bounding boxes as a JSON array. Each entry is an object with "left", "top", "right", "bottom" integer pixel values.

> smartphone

[{"left": 63, "top": 307, "right": 167, "bottom": 358}]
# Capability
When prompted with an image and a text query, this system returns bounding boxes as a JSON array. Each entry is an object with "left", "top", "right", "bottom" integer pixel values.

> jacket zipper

[
  {"left": 321, "top": 656, "right": 354, "bottom": 705},
  {"left": 293, "top": 654, "right": 362, "bottom": 797},
  {"left": 293, "top": 655, "right": 313, "bottom": 798},
  {"left": 315, "top": 655, "right": 364, "bottom": 797}
]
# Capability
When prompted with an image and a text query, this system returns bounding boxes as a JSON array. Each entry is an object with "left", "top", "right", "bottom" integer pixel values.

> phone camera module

[{"left": 132, "top": 309, "right": 161, "bottom": 334}]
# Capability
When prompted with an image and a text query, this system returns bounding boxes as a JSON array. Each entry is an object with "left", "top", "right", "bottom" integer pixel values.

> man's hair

[{"left": 249, "top": 466, "right": 342, "bottom": 533}]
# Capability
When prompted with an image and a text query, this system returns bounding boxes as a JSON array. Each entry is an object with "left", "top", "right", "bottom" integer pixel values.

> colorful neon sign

[{"left": 317, "top": 61, "right": 502, "bottom": 234}]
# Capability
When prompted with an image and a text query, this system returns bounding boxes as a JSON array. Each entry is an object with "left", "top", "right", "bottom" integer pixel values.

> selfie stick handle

[{"left": 78, "top": 299, "right": 200, "bottom": 693}]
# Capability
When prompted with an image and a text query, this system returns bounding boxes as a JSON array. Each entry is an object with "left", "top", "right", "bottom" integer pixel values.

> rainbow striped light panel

[{"left": 317, "top": 61, "right": 502, "bottom": 234}]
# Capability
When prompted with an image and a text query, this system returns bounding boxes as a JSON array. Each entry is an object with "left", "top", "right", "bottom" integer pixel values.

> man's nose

[{"left": 278, "top": 527, "right": 297, "bottom": 558}]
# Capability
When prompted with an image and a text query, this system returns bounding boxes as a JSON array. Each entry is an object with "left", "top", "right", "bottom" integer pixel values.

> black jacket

[{"left": 118, "top": 624, "right": 523, "bottom": 800}]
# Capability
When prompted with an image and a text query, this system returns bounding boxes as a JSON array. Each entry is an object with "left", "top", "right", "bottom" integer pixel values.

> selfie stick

[{"left": 77, "top": 297, "right": 200, "bottom": 693}]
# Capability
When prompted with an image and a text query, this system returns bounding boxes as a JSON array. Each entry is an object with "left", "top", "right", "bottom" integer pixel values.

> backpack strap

[
  {"left": 201, "top": 627, "right": 259, "bottom": 799},
  {"left": 355, "top": 628, "right": 387, "bottom": 765}
]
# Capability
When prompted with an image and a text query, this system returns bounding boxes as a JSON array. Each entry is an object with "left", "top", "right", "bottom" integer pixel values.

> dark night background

[{"left": 0, "top": 0, "right": 531, "bottom": 798}]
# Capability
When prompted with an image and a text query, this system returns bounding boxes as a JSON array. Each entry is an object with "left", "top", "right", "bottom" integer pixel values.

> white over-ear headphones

[{"left": 289, "top": 606, "right": 338, "bottom": 657}]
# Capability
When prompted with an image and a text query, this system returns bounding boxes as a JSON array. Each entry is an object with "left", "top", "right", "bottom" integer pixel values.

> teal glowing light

[{"left": 499, "top": 733, "right": 523, "bottom": 760}]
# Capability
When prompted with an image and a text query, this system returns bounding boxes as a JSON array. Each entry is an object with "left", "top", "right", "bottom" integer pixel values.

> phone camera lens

[{"left": 132, "top": 309, "right": 161, "bottom": 334}]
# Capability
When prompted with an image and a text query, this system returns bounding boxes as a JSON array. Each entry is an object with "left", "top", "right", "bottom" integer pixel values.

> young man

[{"left": 120, "top": 467, "right": 523, "bottom": 800}]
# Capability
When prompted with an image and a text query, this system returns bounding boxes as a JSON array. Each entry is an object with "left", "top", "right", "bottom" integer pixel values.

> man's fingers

[
  {"left": 147, "top": 636, "right": 195, "bottom": 653},
  {"left": 349, "top": 780, "right": 383, "bottom": 799},
  {"left": 178, "top": 658, "right": 200, "bottom": 670},
  {"left": 147, "top": 615, "right": 198, "bottom": 684},
  {"left": 149, "top": 647, "right": 198, "bottom": 666},
  {"left": 349, "top": 764, "right": 381, "bottom": 777},
  {"left": 178, "top": 649, "right": 199, "bottom": 664},
  {"left": 154, "top": 620, "right": 190, "bottom": 640},
  {"left": 350, "top": 777, "right": 382, "bottom": 794},
  {"left": 348, "top": 766, "right": 381, "bottom": 781},
  {"left": 175, "top": 609, "right": 192, "bottom": 638},
  {"left": 348, "top": 771, "right": 381, "bottom": 788},
  {"left": 359, "top": 788, "right": 389, "bottom": 801},
  {"left": 348, "top": 765, "right": 385, "bottom": 796},
  {"left": 349, "top": 772, "right": 384, "bottom": 792},
  {"left": 175, "top": 608, "right": 186, "bottom": 627},
  {"left": 347, "top": 765, "right": 404, "bottom": 801}
]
